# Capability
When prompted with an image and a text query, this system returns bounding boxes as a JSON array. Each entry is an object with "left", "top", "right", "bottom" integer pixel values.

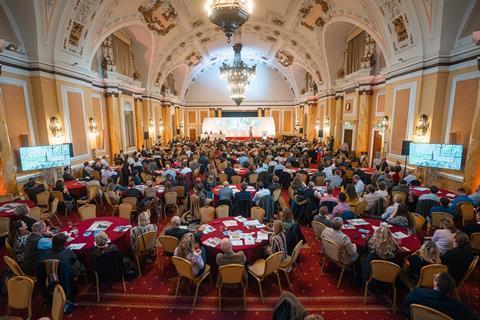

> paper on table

[
  {"left": 231, "top": 239, "right": 243, "bottom": 246},
  {"left": 257, "top": 231, "right": 269, "bottom": 240},
  {"left": 234, "top": 215, "right": 247, "bottom": 222},
  {"left": 446, "top": 193, "right": 456, "bottom": 197},
  {"left": 342, "top": 224, "right": 356, "bottom": 230},
  {"left": 202, "top": 224, "right": 216, "bottom": 234},
  {"left": 179, "top": 225, "right": 188, "bottom": 230},
  {"left": 401, "top": 246, "right": 411, "bottom": 252},
  {"left": 414, "top": 187, "right": 430, "bottom": 191},
  {"left": 86, "top": 221, "right": 113, "bottom": 232},
  {"left": 223, "top": 220, "right": 238, "bottom": 227},
  {"left": 244, "top": 219, "right": 261, "bottom": 227},
  {"left": 347, "top": 219, "right": 370, "bottom": 226},
  {"left": 392, "top": 231, "right": 409, "bottom": 239},
  {"left": 202, "top": 237, "right": 222, "bottom": 248},
  {"left": 113, "top": 225, "right": 132, "bottom": 232},
  {"left": 244, "top": 236, "right": 255, "bottom": 245},
  {"left": 67, "top": 243, "right": 86, "bottom": 250}
]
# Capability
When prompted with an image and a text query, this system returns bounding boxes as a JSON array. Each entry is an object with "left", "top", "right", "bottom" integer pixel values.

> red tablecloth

[
  {"left": 359, "top": 168, "right": 376, "bottom": 175},
  {"left": 341, "top": 218, "right": 421, "bottom": 253},
  {"left": 409, "top": 186, "right": 456, "bottom": 200},
  {"left": 0, "top": 200, "right": 36, "bottom": 219},
  {"left": 64, "top": 180, "right": 87, "bottom": 198},
  {"left": 211, "top": 184, "right": 256, "bottom": 204},
  {"left": 62, "top": 216, "right": 130, "bottom": 272},
  {"left": 200, "top": 217, "right": 268, "bottom": 266}
]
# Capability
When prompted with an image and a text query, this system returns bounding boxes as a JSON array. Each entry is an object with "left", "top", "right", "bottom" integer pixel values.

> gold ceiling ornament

[
  {"left": 139, "top": 0, "right": 177, "bottom": 36},
  {"left": 275, "top": 50, "right": 294, "bottom": 67}
]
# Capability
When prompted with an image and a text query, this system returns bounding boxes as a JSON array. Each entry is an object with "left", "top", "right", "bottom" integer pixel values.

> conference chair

[
  {"left": 41, "top": 198, "right": 62, "bottom": 226},
  {"left": 411, "top": 213, "right": 426, "bottom": 234},
  {"left": 78, "top": 203, "right": 96, "bottom": 221},
  {"left": 157, "top": 235, "right": 179, "bottom": 273},
  {"left": 314, "top": 176, "right": 325, "bottom": 186},
  {"left": 309, "top": 221, "right": 327, "bottom": 255},
  {"left": 0, "top": 217, "right": 10, "bottom": 238},
  {"left": 218, "top": 173, "right": 228, "bottom": 184},
  {"left": 231, "top": 175, "right": 242, "bottom": 184},
  {"left": 43, "top": 259, "right": 60, "bottom": 290},
  {"left": 428, "top": 212, "right": 453, "bottom": 234},
  {"left": 470, "top": 232, "right": 480, "bottom": 254},
  {"left": 50, "top": 191, "right": 71, "bottom": 217},
  {"left": 28, "top": 207, "right": 42, "bottom": 221},
  {"left": 416, "top": 199, "right": 441, "bottom": 217},
  {"left": 77, "top": 185, "right": 102, "bottom": 208},
  {"left": 218, "top": 264, "right": 246, "bottom": 310},
  {"left": 4, "top": 238, "right": 14, "bottom": 259},
  {"left": 172, "top": 256, "right": 212, "bottom": 307},
  {"left": 400, "top": 264, "right": 448, "bottom": 290},
  {"left": 410, "top": 304, "right": 453, "bottom": 320},
  {"left": 280, "top": 240, "right": 303, "bottom": 291},
  {"left": 155, "top": 176, "right": 166, "bottom": 185},
  {"left": 94, "top": 250, "right": 127, "bottom": 302},
  {"left": 141, "top": 172, "right": 153, "bottom": 183},
  {"left": 0, "top": 194, "right": 14, "bottom": 202},
  {"left": 36, "top": 191, "right": 50, "bottom": 212},
  {"left": 199, "top": 206, "right": 215, "bottom": 224},
  {"left": 247, "top": 251, "right": 283, "bottom": 303},
  {"left": 363, "top": 260, "right": 401, "bottom": 309},
  {"left": 354, "top": 200, "right": 367, "bottom": 217},
  {"left": 122, "top": 197, "right": 138, "bottom": 214},
  {"left": 173, "top": 186, "right": 185, "bottom": 200},
  {"left": 459, "top": 202, "right": 475, "bottom": 226},
  {"left": 320, "top": 238, "right": 353, "bottom": 289},
  {"left": 134, "top": 231, "right": 157, "bottom": 276},
  {"left": 50, "top": 285, "right": 67, "bottom": 320},
  {"left": 104, "top": 192, "right": 119, "bottom": 216},
  {"left": 3, "top": 256, "right": 37, "bottom": 284},
  {"left": 1, "top": 276, "right": 35, "bottom": 320},
  {"left": 248, "top": 173, "right": 258, "bottom": 185},
  {"left": 250, "top": 206, "right": 265, "bottom": 222},
  {"left": 118, "top": 203, "right": 133, "bottom": 223},
  {"left": 163, "top": 191, "right": 179, "bottom": 218},
  {"left": 457, "top": 256, "right": 479, "bottom": 289},
  {"left": 215, "top": 205, "right": 229, "bottom": 218}
]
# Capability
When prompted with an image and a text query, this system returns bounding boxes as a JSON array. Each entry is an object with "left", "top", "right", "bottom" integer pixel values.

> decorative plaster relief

[
  {"left": 276, "top": 50, "right": 294, "bottom": 67},
  {"left": 138, "top": 0, "right": 177, "bottom": 36}
]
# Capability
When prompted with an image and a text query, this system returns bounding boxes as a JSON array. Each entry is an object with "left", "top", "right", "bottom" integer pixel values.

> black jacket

[{"left": 441, "top": 247, "right": 475, "bottom": 285}]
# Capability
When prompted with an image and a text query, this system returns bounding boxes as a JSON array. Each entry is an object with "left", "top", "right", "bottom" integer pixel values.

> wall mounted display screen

[
  {"left": 408, "top": 143, "right": 463, "bottom": 170},
  {"left": 19, "top": 144, "right": 72, "bottom": 171}
]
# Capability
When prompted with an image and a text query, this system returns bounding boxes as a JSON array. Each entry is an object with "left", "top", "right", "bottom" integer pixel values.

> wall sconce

[
  {"left": 49, "top": 116, "right": 63, "bottom": 138},
  {"left": 294, "top": 120, "right": 301, "bottom": 132},
  {"left": 415, "top": 114, "right": 429, "bottom": 136},
  {"left": 88, "top": 117, "right": 98, "bottom": 136},
  {"left": 159, "top": 120, "right": 164, "bottom": 133},
  {"left": 343, "top": 121, "right": 351, "bottom": 127},
  {"left": 148, "top": 118, "right": 154, "bottom": 131},
  {"left": 324, "top": 117, "right": 330, "bottom": 128},
  {"left": 314, "top": 118, "right": 320, "bottom": 131},
  {"left": 376, "top": 115, "right": 389, "bottom": 131}
]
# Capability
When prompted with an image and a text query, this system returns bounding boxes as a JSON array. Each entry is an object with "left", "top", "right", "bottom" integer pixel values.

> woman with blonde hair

[
  {"left": 265, "top": 220, "right": 287, "bottom": 260},
  {"left": 174, "top": 232, "right": 205, "bottom": 276},
  {"left": 405, "top": 241, "right": 441, "bottom": 280},
  {"left": 432, "top": 218, "right": 456, "bottom": 255},
  {"left": 361, "top": 226, "right": 399, "bottom": 281},
  {"left": 130, "top": 209, "right": 157, "bottom": 251}
]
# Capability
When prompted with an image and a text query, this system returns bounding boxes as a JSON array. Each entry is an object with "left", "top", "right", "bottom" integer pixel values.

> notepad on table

[
  {"left": 67, "top": 243, "right": 86, "bottom": 250},
  {"left": 231, "top": 239, "right": 243, "bottom": 246},
  {"left": 392, "top": 231, "right": 409, "bottom": 239}
]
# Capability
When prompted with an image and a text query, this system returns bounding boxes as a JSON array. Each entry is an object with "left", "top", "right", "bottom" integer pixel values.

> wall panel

[
  {"left": 1, "top": 84, "right": 31, "bottom": 151},
  {"left": 67, "top": 92, "right": 87, "bottom": 156},
  {"left": 391, "top": 88, "right": 410, "bottom": 155}
]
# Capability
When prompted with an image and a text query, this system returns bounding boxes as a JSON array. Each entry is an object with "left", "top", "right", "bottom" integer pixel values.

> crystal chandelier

[
  {"left": 205, "top": 0, "right": 253, "bottom": 42},
  {"left": 220, "top": 42, "right": 256, "bottom": 106}
]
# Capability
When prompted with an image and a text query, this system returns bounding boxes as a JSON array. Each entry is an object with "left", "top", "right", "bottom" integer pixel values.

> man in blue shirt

[
  {"left": 469, "top": 186, "right": 480, "bottom": 206},
  {"left": 237, "top": 153, "right": 249, "bottom": 165},
  {"left": 450, "top": 188, "right": 474, "bottom": 214},
  {"left": 162, "top": 165, "right": 177, "bottom": 181},
  {"left": 429, "top": 197, "right": 454, "bottom": 218},
  {"left": 218, "top": 181, "right": 233, "bottom": 202}
]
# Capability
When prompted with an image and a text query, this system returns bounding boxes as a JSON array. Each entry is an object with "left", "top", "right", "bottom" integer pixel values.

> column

[
  {"left": 333, "top": 95, "right": 344, "bottom": 150},
  {"left": 257, "top": 108, "right": 262, "bottom": 117},
  {"left": 0, "top": 87, "right": 18, "bottom": 195},
  {"left": 105, "top": 91, "right": 122, "bottom": 156},
  {"left": 134, "top": 96, "right": 144, "bottom": 148},
  {"left": 162, "top": 103, "right": 172, "bottom": 143},
  {"left": 217, "top": 108, "right": 222, "bottom": 117},
  {"left": 356, "top": 90, "right": 372, "bottom": 156},
  {"left": 463, "top": 78, "right": 480, "bottom": 193},
  {"left": 307, "top": 101, "right": 317, "bottom": 141}
]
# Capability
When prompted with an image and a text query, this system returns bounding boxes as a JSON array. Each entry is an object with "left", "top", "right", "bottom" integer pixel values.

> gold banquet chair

[
  {"left": 309, "top": 221, "right": 327, "bottom": 255},
  {"left": 280, "top": 240, "right": 303, "bottom": 291},
  {"left": 320, "top": 238, "right": 353, "bottom": 289},
  {"left": 410, "top": 304, "right": 453, "bottom": 320},
  {"left": 118, "top": 203, "right": 133, "bottom": 223},
  {"left": 363, "top": 260, "right": 401, "bottom": 309},
  {"left": 199, "top": 206, "right": 215, "bottom": 224},
  {"left": 218, "top": 264, "right": 247, "bottom": 310},
  {"left": 247, "top": 251, "right": 283, "bottom": 303},
  {"left": 50, "top": 285, "right": 67, "bottom": 320},
  {"left": 157, "top": 235, "right": 179, "bottom": 273},
  {"left": 0, "top": 217, "right": 10, "bottom": 238},
  {"left": 0, "top": 276, "right": 35, "bottom": 320},
  {"left": 250, "top": 206, "right": 265, "bottom": 222},
  {"left": 3, "top": 256, "right": 37, "bottom": 284},
  {"left": 400, "top": 264, "right": 448, "bottom": 290},
  {"left": 172, "top": 256, "right": 212, "bottom": 307},
  {"left": 215, "top": 205, "right": 230, "bottom": 219},
  {"left": 78, "top": 204, "right": 97, "bottom": 221},
  {"left": 163, "top": 192, "right": 179, "bottom": 219},
  {"left": 134, "top": 231, "right": 157, "bottom": 276}
]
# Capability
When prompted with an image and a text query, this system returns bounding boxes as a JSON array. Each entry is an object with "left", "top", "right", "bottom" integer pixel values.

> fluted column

[
  {"left": 162, "top": 103, "right": 172, "bottom": 142},
  {"left": 217, "top": 108, "right": 222, "bottom": 117},
  {"left": 257, "top": 108, "right": 262, "bottom": 117},
  {"left": 307, "top": 101, "right": 317, "bottom": 141},
  {"left": 0, "top": 87, "right": 18, "bottom": 195},
  {"left": 334, "top": 96, "right": 344, "bottom": 150},
  {"left": 463, "top": 78, "right": 480, "bottom": 193},
  {"left": 356, "top": 90, "right": 372, "bottom": 156},
  {"left": 134, "top": 96, "right": 144, "bottom": 148},
  {"left": 105, "top": 91, "right": 122, "bottom": 156}
]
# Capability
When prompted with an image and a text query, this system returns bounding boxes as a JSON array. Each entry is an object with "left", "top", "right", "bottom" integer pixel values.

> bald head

[
  {"left": 220, "top": 238, "right": 232, "bottom": 253},
  {"left": 170, "top": 216, "right": 181, "bottom": 226}
]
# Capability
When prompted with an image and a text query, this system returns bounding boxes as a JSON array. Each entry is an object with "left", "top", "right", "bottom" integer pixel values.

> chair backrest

[
  {"left": 173, "top": 186, "right": 185, "bottom": 198},
  {"left": 311, "top": 221, "right": 327, "bottom": 239},
  {"left": 4, "top": 256, "right": 25, "bottom": 276},
  {"left": 322, "top": 238, "right": 341, "bottom": 264},
  {"left": 155, "top": 176, "right": 166, "bottom": 185},
  {"left": 431, "top": 212, "right": 452, "bottom": 229},
  {"left": 218, "top": 173, "right": 228, "bottom": 184},
  {"left": 297, "top": 173, "right": 307, "bottom": 183},
  {"left": 94, "top": 250, "right": 125, "bottom": 283},
  {"left": 4, "top": 237, "right": 14, "bottom": 258},
  {"left": 36, "top": 191, "right": 50, "bottom": 207},
  {"left": 135, "top": 231, "right": 157, "bottom": 255},
  {"left": 0, "top": 194, "right": 14, "bottom": 202},
  {"left": 164, "top": 192, "right": 178, "bottom": 206},
  {"left": 104, "top": 192, "right": 114, "bottom": 207},
  {"left": 87, "top": 185, "right": 100, "bottom": 199},
  {"left": 471, "top": 232, "right": 480, "bottom": 252},
  {"left": 6, "top": 276, "right": 34, "bottom": 311},
  {"left": 264, "top": 251, "right": 284, "bottom": 277},
  {"left": 43, "top": 259, "right": 60, "bottom": 287},
  {"left": 457, "top": 255, "right": 479, "bottom": 288},
  {"left": 320, "top": 201, "right": 337, "bottom": 213},
  {"left": 50, "top": 197, "right": 59, "bottom": 215},
  {"left": 78, "top": 204, "right": 97, "bottom": 221},
  {"left": 118, "top": 203, "right": 132, "bottom": 220},
  {"left": 91, "top": 171, "right": 101, "bottom": 181},
  {"left": 460, "top": 203, "right": 475, "bottom": 224},
  {"left": 248, "top": 173, "right": 258, "bottom": 184},
  {"left": 391, "top": 191, "right": 406, "bottom": 204},
  {"left": 410, "top": 304, "right": 453, "bottom": 320},
  {"left": 218, "top": 264, "right": 245, "bottom": 284},
  {"left": 157, "top": 235, "right": 179, "bottom": 254},
  {"left": 199, "top": 206, "right": 215, "bottom": 224},
  {"left": 290, "top": 240, "right": 304, "bottom": 266},
  {"left": 50, "top": 191, "right": 65, "bottom": 202},
  {"left": 412, "top": 213, "right": 426, "bottom": 234},
  {"left": 51, "top": 284, "right": 66, "bottom": 320},
  {"left": 215, "top": 205, "right": 230, "bottom": 218},
  {"left": 272, "top": 189, "right": 281, "bottom": 202},
  {"left": 29, "top": 207, "right": 42, "bottom": 220},
  {"left": 418, "top": 264, "right": 448, "bottom": 288},
  {"left": 0, "top": 217, "right": 10, "bottom": 236},
  {"left": 122, "top": 196, "right": 138, "bottom": 209},
  {"left": 314, "top": 175, "right": 325, "bottom": 186},
  {"left": 172, "top": 256, "right": 195, "bottom": 280},
  {"left": 354, "top": 201, "right": 367, "bottom": 216},
  {"left": 231, "top": 175, "right": 242, "bottom": 184},
  {"left": 369, "top": 260, "right": 401, "bottom": 283},
  {"left": 251, "top": 206, "right": 265, "bottom": 222}
]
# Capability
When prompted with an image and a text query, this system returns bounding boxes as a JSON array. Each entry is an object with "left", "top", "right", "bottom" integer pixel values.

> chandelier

[
  {"left": 205, "top": 0, "right": 253, "bottom": 42},
  {"left": 220, "top": 43, "right": 256, "bottom": 106}
]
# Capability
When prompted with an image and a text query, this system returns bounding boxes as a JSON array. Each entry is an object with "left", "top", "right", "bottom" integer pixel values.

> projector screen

[
  {"left": 19, "top": 144, "right": 72, "bottom": 171},
  {"left": 408, "top": 143, "right": 463, "bottom": 170},
  {"left": 201, "top": 117, "right": 276, "bottom": 137}
]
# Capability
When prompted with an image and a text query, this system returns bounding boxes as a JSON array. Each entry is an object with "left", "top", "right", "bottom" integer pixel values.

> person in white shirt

[
  {"left": 255, "top": 163, "right": 267, "bottom": 173},
  {"left": 101, "top": 166, "right": 117, "bottom": 185},
  {"left": 321, "top": 217, "right": 358, "bottom": 264},
  {"left": 374, "top": 181, "right": 389, "bottom": 198},
  {"left": 403, "top": 170, "right": 417, "bottom": 185},
  {"left": 353, "top": 175, "right": 365, "bottom": 196},
  {"left": 274, "top": 161, "right": 285, "bottom": 172},
  {"left": 252, "top": 182, "right": 270, "bottom": 205},
  {"left": 418, "top": 186, "right": 441, "bottom": 202},
  {"left": 381, "top": 194, "right": 402, "bottom": 220},
  {"left": 323, "top": 162, "right": 335, "bottom": 179},
  {"left": 100, "top": 156, "right": 109, "bottom": 168}
]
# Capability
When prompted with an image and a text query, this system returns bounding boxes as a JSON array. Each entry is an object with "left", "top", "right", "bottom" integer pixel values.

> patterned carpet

[{"left": 1, "top": 191, "right": 479, "bottom": 320}]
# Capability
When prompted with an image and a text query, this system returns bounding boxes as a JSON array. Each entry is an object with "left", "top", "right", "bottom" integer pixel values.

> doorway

[
  {"left": 343, "top": 129, "right": 353, "bottom": 150},
  {"left": 189, "top": 128, "right": 196, "bottom": 140},
  {"left": 371, "top": 130, "right": 383, "bottom": 167}
]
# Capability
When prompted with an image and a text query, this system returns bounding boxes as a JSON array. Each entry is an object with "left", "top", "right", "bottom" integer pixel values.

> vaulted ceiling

[{"left": 1, "top": 0, "right": 479, "bottom": 103}]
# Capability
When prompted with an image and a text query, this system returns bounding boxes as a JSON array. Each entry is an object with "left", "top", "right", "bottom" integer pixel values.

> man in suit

[
  {"left": 218, "top": 181, "right": 234, "bottom": 203},
  {"left": 441, "top": 232, "right": 475, "bottom": 285},
  {"left": 216, "top": 238, "right": 246, "bottom": 267},
  {"left": 164, "top": 216, "right": 203, "bottom": 241},
  {"left": 404, "top": 272, "right": 478, "bottom": 320},
  {"left": 234, "top": 183, "right": 252, "bottom": 203},
  {"left": 224, "top": 162, "right": 237, "bottom": 183}
]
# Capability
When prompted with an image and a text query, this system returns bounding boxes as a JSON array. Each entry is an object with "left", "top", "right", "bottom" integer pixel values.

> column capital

[
  {"left": 358, "top": 89, "right": 373, "bottom": 96},
  {"left": 105, "top": 91, "right": 119, "bottom": 98}
]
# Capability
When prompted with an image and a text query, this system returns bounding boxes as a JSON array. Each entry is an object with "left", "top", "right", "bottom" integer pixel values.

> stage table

[
  {"left": 0, "top": 200, "right": 36, "bottom": 219},
  {"left": 201, "top": 133, "right": 226, "bottom": 141},
  {"left": 211, "top": 184, "right": 256, "bottom": 204},
  {"left": 200, "top": 217, "right": 269, "bottom": 266},
  {"left": 341, "top": 218, "right": 421, "bottom": 254},
  {"left": 61, "top": 216, "right": 131, "bottom": 273},
  {"left": 64, "top": 180, "right": 87, "bottom": 198},
  {"left": 409, "top": 186, "right": 456, "bottom": 200}
]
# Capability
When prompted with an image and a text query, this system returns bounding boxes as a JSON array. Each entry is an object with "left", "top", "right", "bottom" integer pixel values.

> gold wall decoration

[
  {"left": 68, "top": 21, "right": 84, "bottom": 47},
  {"left": 275, "top": 50, "right": 294, "bottom": 67},
  {"left": 139, "top": 0, "right": 177, "bottom": 36},
  {"left": 299, "top": 0, "right": 330, "bottom": 31},
  {"left": 392, "top": 15, "right": 408, "bottom": 42},
  {"left": 185, "top": 52, "right": 202, "bottom": 67}
]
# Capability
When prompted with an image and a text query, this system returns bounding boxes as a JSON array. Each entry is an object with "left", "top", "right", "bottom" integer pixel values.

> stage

[{"left": 201, "top": 117, "right": 275, "bottom": 140}]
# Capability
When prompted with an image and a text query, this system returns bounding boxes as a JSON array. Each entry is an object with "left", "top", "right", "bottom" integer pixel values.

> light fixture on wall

[
  {"left": 148, "top": 118, "right": 154, "bottom": 131},
  {"left": 314, "top": 118, "right": 320, "bottom": 132},
  {"left": 376, "top": 115, "right": 389, "bottom": 131},
  {"left": 49, "top": 116, "right": 63, "bottom": 139},
  {"left": 294, "top": 119, "right": 301, "bottom": 133},
  {"left": 179, "top": 120, "right": 184, "bottom": 135},
  {"left": 415, "top": 114, "right": 429, "bottom": 136},
  {"left": 324, "top": 117, "right": 330, "bottom": 128},
  {"left": 205, "top": 0, "right": 253, "bottom": 43},
  {"left": 343, "top": 121, "right": 351, "bottom": 127},
  {"left": 159, "top": 120, "right": 164, "bottom": 134},
  {"left": 88, "top": 117, "right": 98, "bottom": 136}
]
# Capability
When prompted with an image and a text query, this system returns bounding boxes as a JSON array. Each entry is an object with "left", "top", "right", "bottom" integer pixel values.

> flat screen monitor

[
  {"left": 19, "top": 144, "right": 72, "bottom": 171},
  {"left": 408, "top": 143, "right": 463, "bottom": 170}
]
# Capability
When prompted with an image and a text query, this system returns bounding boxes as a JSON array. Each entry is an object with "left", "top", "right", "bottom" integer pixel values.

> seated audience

[
  {"left": 405, "top": 241, "right": 441, "bottom": 280},
  {"left": 441, "top": 232, "right": 475, "bottom": 285},
  {"left": 164, "top": 216, "right": 202, "bottom": 241},
  {"left": 321, "top": 217, "right": 358, "bottom": 264},
  {"left": 419, "top": 186, "right": 441, "bottom": 202},
  {"left": 316, "top": 187, "right": 338, "bottom": 203},
  {"left": 124, "top": 180, "right": 142, "bottom": 198},
  {"left": 130, "top": 210, "right": 158, "bottom": 251},
  {"left": 332, "top": 192, "right": 350, "bottom": 217},
  {"left": 328, "top": 170, "right": 343, "bottom": 188},
  {"left": 469, "top": 186, "right": 480, "bottom": 206},
  {"left": 432, "top": 218, "right": 456, "bottom": 255},
  {"left": 265, "top": 220, "right": 287, "bottom": 260},
  {"left": 361, "top": 226, "right": 399, "bottom": 281},
  {"left": 48, "top": 233, "right": 86, "bottom": 278},
  {"left": 363, "top": 184, "right": 386, "bottom": 213},
  {"left": 403, "top": 170, "right": 417, "bottom": 185},
  {"left": 450, "top": 187, "right": 474, "bottom": 214},
  {"left": 216, "top": 238, "right": 246, "bottom": 266},
  {"left": 313, "top": 206, "right": 332, "bottom": 227},
  {"left": 429, "top": 197, "right": 454, "bottom": 218},
  {"left": 375, "top": 181, "right": 388, "bottom": 197},
  {"left": 218, "top": 181, "right": 234, "bottom": 203},
  {"left": 387, "top": 204, "right": 415, "bottom": 232},
  {"left": 382, "top": 194, "right": 403, "bottom": 220},
  {"left": 392, "top": 180, "right": 410, "bottom": 197},
  {"left": 23, "top": 221, "right": 53, "bottom": 276},
  {"left": 352, "top": 175, "right": 365, "bottom": 196},
  {"left": 174, "top": 233, "right": 205, "bottom": 276},
  {"left": 7, "top": 220, "right": 30, "bottom": 263},
  {"left": 345, "top": 184, "right": 359, "bottom": 206},
  {"left": 62, "top": 166, "right": 76, "bottom": 181},
  {"left": 268, "top": 175, "right": 282, "bottom": 194},
  {"left": 463, "top": 212, "right": 480, "bottom": 237},
  {"left": 92, "top": 232, "right": 119, "bottom": 258}
]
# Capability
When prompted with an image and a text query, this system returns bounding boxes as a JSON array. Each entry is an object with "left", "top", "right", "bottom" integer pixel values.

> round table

[
  {"left": 211, "top": 184, "right": 256, "bottom": 204},
  {"left": 200, "top": 217, "right": 269, "bottom": 266},
  {"left": 341, "top": 218, "right": 421, "bottom": 254},
  {"left": 61, "top": 216, "right": 131, "bottom": 272},
  {"left": 409, "top": 186, "right": 456, "bottom": 200},
  {"left": 0, "top": 200, "right": 36, "bottom": 219},
  {"left": 64, "top": 180, "right": 87, "bottom": 198}
]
